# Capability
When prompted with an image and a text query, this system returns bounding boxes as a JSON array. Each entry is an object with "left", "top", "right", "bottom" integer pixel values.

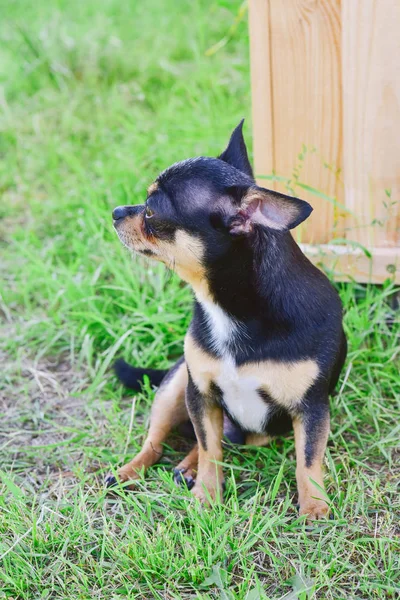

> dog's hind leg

[{"left": 106, "top": 357, "right": 188, "bottom": 488}]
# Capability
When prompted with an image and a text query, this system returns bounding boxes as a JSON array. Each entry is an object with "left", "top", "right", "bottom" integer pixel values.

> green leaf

[
  {"left": 269, "top": 460, "right": 285, "bottom": 505},
  {"left": 201, "top": 564, "right": 234, "bottom": 600},
  {"left": 329, "top": 238, "right": 372, "bottom": 259},
  {"left": 0, "top": 471, "right": 25, "bottom": 500}
]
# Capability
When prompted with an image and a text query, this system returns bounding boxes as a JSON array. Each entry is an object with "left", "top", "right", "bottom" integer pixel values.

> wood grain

[
  {"left": 301, "top": 244, "right": 400, "bottom": 283},
  {"left": 249, "top": 0, "right": 400, "bottom": 281},
  {"left": 249, "top": 0, "right": 274, "bottom": 187},
  {"left": 267, "top": 0, "right": 342, "bottom": 243},
  {"left": 342, "top": 0, "right": 400, "bottom": 249}
]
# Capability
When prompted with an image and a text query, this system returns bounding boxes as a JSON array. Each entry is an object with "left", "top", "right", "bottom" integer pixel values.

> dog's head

[{"left": 112, "top": 121, "right": 312, "bottom": 291}]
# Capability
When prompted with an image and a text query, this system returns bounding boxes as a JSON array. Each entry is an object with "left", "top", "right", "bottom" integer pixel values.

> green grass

[{"left": 0, "top": 0, "right": 399, "bottom": 598}]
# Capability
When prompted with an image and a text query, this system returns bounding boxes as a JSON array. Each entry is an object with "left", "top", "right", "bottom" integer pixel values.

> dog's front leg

[
  {"left": 106, "top": 358, "right": 188, "bottom": 489},
  {"left": 293, "top": 397, "right": 330, "bottom": 521},
  {"left": 185, "top": 374, "right": 224, "bottom": 504}
]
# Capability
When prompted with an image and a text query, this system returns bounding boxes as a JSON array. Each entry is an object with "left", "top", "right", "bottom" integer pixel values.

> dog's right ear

[
  {"left": 226, "top": 185, "right": 313, "bottom": 234},
  {"left": 218, "top": 119, "right": 254, "bottom": 179}
]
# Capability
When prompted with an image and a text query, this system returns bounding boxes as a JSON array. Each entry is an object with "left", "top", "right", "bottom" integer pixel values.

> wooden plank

[
  {"left": 248, "top": 0, "right": 274, "bottom": 188},
  {"left": 301, "top": 244, "right": 400, "bottom": 284},
  {"left": 267, "top": 0, "right": 343, "bottom": 244},
  {"left": 342, "top": 0, "right": 400, "bottom": 249}
]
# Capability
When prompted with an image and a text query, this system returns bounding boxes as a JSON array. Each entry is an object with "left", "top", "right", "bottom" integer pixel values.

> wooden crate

[{"left": 249, "top": 0, "right": 400, "bottom": 283}]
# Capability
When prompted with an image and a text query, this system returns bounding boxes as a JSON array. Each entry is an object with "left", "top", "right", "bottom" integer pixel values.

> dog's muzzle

[{"left": 112, "top": 205, "right": 140, "bottom": 224}]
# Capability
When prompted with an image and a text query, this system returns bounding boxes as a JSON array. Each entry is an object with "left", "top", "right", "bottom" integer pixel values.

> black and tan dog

[{"left": 107, "top": 121, "right": 347, "bottom": 520}]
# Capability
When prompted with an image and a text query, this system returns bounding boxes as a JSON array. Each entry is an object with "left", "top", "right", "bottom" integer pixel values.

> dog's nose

[{"left": 112, "top": 206, "right": 128, "bottom": 221}]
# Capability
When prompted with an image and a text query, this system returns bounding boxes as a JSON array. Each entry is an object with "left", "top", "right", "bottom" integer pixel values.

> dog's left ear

[
  {"left": 219, "top": 119, "right": 254, "bottom": 178},
  {"left": 227, "top": 185, "right": 313, "bottom": 234}
]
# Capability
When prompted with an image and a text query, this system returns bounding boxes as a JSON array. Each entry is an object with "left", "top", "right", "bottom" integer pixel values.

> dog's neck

[{"left": 188, "top": 228, "right": 311, "bottom": 324}]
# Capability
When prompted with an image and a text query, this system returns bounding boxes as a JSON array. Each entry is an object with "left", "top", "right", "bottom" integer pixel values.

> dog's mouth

[{"left": 113, "top": 213, "right": 161, "bottom": 260}]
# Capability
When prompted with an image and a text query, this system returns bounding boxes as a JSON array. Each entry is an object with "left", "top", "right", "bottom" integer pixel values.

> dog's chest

[
  {"left": 213, "top": 355, "right": 269, "bottom": 432},
  {"left": 189, "top": 300, "right": 269, "bottom": 432},
  {"left": 186, "top": 300, "right": 320, "bottom": 433}
]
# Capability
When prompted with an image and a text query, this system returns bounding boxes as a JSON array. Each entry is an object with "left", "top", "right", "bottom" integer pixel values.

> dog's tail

[{"left": 114, "top": 358, "right": 168, "bottom": 391}]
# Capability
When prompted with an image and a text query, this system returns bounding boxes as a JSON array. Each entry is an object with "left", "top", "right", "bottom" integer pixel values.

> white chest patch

[
  {"left": 192, "top": 299, "right": 268, "bottom": 431},
  {"left": 198, "top": 297, "right": 238, "bottom": 354},
  {"left": 214, "top": 355, "right": 269, "bottom": 432},
  {"left": 185, "top": 332, "right": 319, "bottom": 434}
]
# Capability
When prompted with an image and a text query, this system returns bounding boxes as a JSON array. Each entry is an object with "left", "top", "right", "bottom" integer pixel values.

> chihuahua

[{"left": 107, "top": 121, "right": 347, "bottom": 520}]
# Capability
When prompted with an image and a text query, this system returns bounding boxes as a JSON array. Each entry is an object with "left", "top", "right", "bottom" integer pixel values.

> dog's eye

[{"left": 145, "top": 206, "right": 154, "bottom": 218}]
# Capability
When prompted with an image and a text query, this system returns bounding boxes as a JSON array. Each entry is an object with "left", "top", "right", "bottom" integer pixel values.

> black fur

[
  {"left": 114, "top": 358, "right": 167, "bottom": 391},
  {"left": 186, "top": 373, "right": 207, "bottom": 448},
  {"left": 258, "top": 390, "right": 293, "bottom": 437},
  {"left": 113, "top": 119, "right": 347, "bottom": 473},
  {"left": 218, "top": 119, "right": 254, "bottom": 178}
]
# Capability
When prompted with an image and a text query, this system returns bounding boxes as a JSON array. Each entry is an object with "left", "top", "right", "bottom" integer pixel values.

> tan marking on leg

[
  {"left": 191, "top": 405, "right": 224, "bottom": 504},
  {"left": 293, "top": 416, "right": 330, "bottom": 521},
  {"left": 245, "top": 433, "right": 272, "bottom": 446},
  {"left": 118, "top": 361, "right": 188, "bottom": 487}
]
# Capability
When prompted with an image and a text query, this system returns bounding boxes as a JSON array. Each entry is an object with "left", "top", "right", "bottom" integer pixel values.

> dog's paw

[
  {"left": 173, "top": 467, "right": 196, "bottom": 490},
  {"left": 191, "top": 482, "right": 223, "bottom": 505},
  {"left": 104, "top": 473, "right": 137, "bottom": 491},
  {"left": 299, "top": 499, "right": 330, "bottom": 522},
  {"left": 105, "top": 474, "right": 118, "bottom": 488},
  {"left": 105, "top": 464, "right": 144, "bottom": 490}
]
